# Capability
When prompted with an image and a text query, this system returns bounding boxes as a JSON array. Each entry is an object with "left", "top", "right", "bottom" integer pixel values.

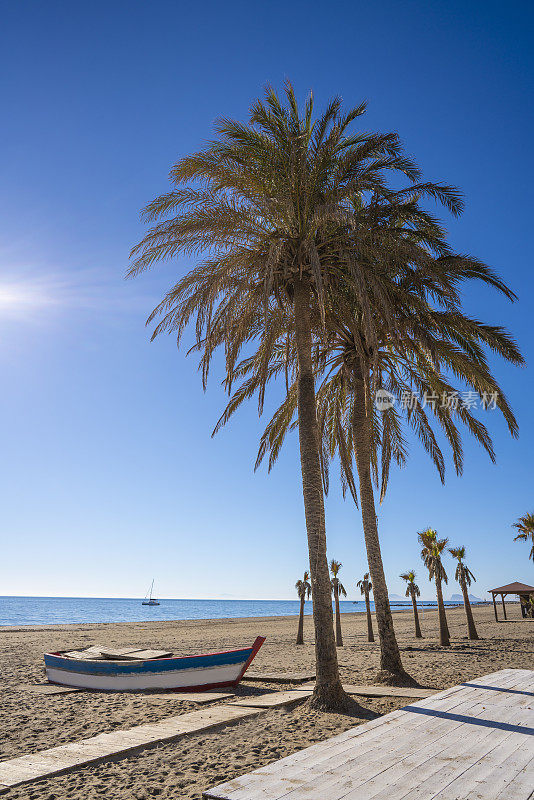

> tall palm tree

[
  {"left": 419, "top": 529, "right": 450, "bottom": 646},
  {"left": 400, "top": 571, "right": 423, "bottom": 638},
  {"left": 295, "top": 571, "right": 311, "bottom": 645},
  {"left": 449, "top": 546, "right": 479, "bottom": 640},
  {"left": 129, "top": 85, "right": 425, "bottom": 709},
  {"left": 357, "top": 573, "right": 375, "bottom": 642},
  {"left": 330, "top": 560, "right": 347, "bottom": 647},
  {"left": 512, "top": 513, "right": 534, "bottom": 563}
]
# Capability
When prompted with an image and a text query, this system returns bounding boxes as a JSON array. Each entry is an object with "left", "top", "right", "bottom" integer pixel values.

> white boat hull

[{"left": 45, "top": 663, "right": 244, "bottom": 691}]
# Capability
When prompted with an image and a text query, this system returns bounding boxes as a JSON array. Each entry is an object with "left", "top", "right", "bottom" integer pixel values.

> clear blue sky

[{"left": 1, "top": 0, "right": 532, "bottom": 601}]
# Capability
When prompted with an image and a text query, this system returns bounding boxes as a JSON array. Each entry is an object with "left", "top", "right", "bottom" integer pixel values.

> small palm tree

[
  {"left": 400, "top": 571, "right": 423, "bottom": 638},
  {"left": 357, "top": 573, "right": 375, "bottom": 642},
  {"left": 330, "top": 560, "right": 347, "bottom": 647},
  {"left": 419, "top": 529, "right": 450, "bottom": 646},
  {"left": 449, "top": 546, "right": 479, "bottom": 640},
  {"left": 512, "top": 513, "right": 534, "bottom": 563},
  {"left": 295, "top": 571, "right": 311, "bottom": 645}
]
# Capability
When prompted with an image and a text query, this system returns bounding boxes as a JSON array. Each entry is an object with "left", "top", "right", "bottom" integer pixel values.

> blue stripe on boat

[{"left": 44, "top": 648, "right": 253, "bottom": 675}]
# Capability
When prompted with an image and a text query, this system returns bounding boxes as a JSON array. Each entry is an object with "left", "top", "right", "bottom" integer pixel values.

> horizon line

[{"left": 0, "top": 594, "right": 492, "bottom": 602}]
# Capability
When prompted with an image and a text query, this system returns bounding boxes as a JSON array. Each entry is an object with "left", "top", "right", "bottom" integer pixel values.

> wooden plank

[
  {"left": 204, "top": 669, "right": 534, "bottom": 800},
  {"left": 138, "top": 691, "right": 234, "bottom": 704},
  {"left": 343, "top": 685, "right": 435, "bottom": 699},
  {"left": 0, "top": 704, "right": 262, "bottom": 790},
  {"left": 63, "top": 646, "right": 106, "bottom": 659},
  {"left": 98, "top": 648, "right": 172, "bottom": 660},
  {"left": 152, "top": 691, "right": 235, "bottom": 704},
  {"left": 493, "top": 754, "right": 534, "bottom": 799},
  {"left": 430, "top": 731, "right": 534, "bottom": 800},
  {"left": 62, "top": 651, "right": 104, "bottom": 660},
  {"left": 243, "top": 673, "right": 315, "bottom": 684},
  {"left": 119, "top": 649, "right": 173, "bottom": 660},
  {"left": 292, "top": 684, "right": 436, "bottom": 699},
  {"left": 229, "top": 691, "right": 312, "bottom": 709},
  {"left": 63, "top": 645, "right": 175, "bottom": 661}
]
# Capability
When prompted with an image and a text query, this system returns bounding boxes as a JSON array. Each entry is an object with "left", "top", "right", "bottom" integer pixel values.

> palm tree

[
  {"left": 400, "top": 571, "right": 423, "bottom": 638},
  {"left": 295, "top": 571, "right": 311, "bottom": 645},
  {"left": 419, "top": 529, "right": 450, "bottom": 646},
  {"left": 449, "top": 546, "right": 479, "bottom": 640},
  {"left": 357, "top": 573, "right": 375, "bottom": 642},
  {"left": 330, "top": 560, "right": 347, "bottom": 646},
  {"left": 512, "top": 513, "right": 534, "bottom": 563},
  {"left": 129, "top": 85, "right": 423, "bottom": 709}
]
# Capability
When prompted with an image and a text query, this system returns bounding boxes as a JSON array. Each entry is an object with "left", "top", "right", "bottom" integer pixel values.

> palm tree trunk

[
  {"left": 460, "top": 580, "right": 479, "bottom": 640},
  {"left": 365, "top": 591, "right": 375, "bottom": 642},
  {"left": 351, "top": 363, "right": 407, "bottom": 680},
  {"left": 411, "top": 592, "right": 423, "bottom": 638},
  {"left": 334, "top": 586, "right": 343, "bottom": 646},
  {"left": 435, "top": 577, "right": 450, "bottom": 646},
  {"left": 293, "top": 275, "right": 347, "bottom": 709},
  {"left": 296, "top": 595, "right": 305, "bottom": 645}
]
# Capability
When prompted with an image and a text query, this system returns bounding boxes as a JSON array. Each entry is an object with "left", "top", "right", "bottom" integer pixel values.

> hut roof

[{"left": 489, "top": 582, "right": 534, "bottom": 594}]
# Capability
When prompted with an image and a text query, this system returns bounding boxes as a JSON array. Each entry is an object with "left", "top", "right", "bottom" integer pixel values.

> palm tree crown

[
  {"left": 330, "top": 560, "right": 347, "bottom": 597},
  {"left": 295, "top": 571, "right": 312, "bottom": 601},
  {"left": 513, "top": 513, "right": 534, "bottom": 562},
  {"left": 236, "top": 213, "right": 522, "bottom": 500},
  {"left": 400, "top": 570, "right": 421, "bottom": 598},
  {"left": 419, "top": 529, "right": 449, "bottom": 584},
  {"left": 449, "top": 546, "right": 476, "bottom": 587},
  {"left": 128, "top": 83, "right": 432, "bottom": 370},
  {"left": 357, "top": 573, "right": 372, "bottom": 596}
]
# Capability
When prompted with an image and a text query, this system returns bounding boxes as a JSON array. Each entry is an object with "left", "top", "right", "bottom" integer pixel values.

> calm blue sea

[{"left": 0, "top": 596, "right": 466, "bottom": 627}]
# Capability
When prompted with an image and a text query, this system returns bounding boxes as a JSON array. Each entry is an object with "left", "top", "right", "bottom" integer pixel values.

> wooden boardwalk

[
  {"left": 204, "top": 669, "right": 534, "bottom": 800},
  {"left": 0, "top": 705, "right": 261, "bottom": 792},
  {"left": 243, "top": 673, "right": 315, "bottom": 684},
  {"left": 230, "top": 690, "right": 312, "bottom": 709},
  {"left": 295, "top": 683, "right": 436, "bottom": 699},
  {"left": 0, "top": 689, "right": 313, "bottom": 791}
]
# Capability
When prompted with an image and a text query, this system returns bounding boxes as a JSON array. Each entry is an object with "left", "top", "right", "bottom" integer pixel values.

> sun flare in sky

[{"left": 0, "top": 279, "right": 55, "bottom": 318}]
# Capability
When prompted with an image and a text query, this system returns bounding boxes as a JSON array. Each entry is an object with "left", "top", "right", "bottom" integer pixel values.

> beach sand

[{"left": 1, "top": 604, "right": 532, "bottom": 799}]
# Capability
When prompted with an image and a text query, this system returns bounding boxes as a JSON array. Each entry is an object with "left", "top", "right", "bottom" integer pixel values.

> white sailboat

[{"left": 142, "top": 579, "right": 160, "bottom": 606}]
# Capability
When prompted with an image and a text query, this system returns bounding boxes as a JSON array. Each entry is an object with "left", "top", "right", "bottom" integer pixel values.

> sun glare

[{"left": 0, "top": 281, "right": 53, "bottom": 316}]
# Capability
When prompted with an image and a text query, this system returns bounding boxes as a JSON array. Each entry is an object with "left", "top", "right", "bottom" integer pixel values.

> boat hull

[{"left": 44, "top": 637, "right": 265, "bottom": 692}]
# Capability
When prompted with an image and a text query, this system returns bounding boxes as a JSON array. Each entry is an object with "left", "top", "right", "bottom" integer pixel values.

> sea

[{"left": 0, "top": 596, "right": 472, "bottom": 627}]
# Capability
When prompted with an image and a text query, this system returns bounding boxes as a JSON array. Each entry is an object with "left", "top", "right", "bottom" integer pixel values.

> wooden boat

[
  {"left": 43, "top": 637, "right": 265, "bottom": 691},
  {"left": 141, "top": 579, "right": 160, "bottom": 606}
]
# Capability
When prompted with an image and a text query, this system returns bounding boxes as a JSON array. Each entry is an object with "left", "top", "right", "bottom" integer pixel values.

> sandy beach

[{"left": 0, "top": 604, "right": 532, "bottom": 798}]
